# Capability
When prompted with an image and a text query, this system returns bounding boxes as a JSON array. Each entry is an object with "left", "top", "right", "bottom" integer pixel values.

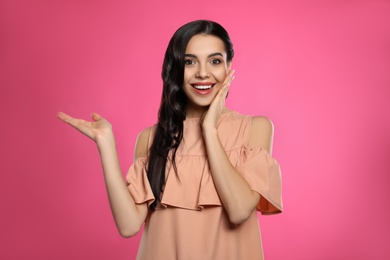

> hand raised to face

[{"left": 201, "top": 69, "right": 235, "bottom": 131}]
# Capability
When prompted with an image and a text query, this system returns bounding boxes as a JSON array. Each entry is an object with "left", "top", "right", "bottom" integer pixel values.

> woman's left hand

[{"left": 201, "top": 70, "right": 235, "bottom": 131}]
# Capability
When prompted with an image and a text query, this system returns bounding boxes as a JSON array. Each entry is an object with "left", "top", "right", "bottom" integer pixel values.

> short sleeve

[
  {"left": 125, "top": 158, "right": 155, "bottom": 207},
  {"left": 236, "top": 146, "right": 283, "bottom": 215}
]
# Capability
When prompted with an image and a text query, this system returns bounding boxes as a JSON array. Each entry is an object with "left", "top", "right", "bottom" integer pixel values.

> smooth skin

[{"left": 58, "top": 34, "right": 274, "bottom": 237}]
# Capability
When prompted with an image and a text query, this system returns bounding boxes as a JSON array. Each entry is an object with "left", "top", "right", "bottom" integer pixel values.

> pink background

[{"left": 1, "top": 0, "right": 389, "bottom": 259}]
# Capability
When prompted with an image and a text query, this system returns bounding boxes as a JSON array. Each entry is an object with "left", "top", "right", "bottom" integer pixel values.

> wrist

[
  {"left": 96, "top": 130, "right": 115, "bottom": 147},
  {"left": 202, "top": 126, "right": 218, "bottom": 140},
  {"left": 201, "top": 119, "right": 217, "bottom": 132}
]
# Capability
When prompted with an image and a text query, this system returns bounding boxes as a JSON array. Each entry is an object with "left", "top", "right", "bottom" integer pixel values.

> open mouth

[{"left": 191, "top": 84, "right": 215, "bottom": 90}]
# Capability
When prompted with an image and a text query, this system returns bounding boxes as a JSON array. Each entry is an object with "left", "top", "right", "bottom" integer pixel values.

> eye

[
  {"left": 211, "top": 59, "right": 222, "bottom": 65},
  {"left": 185, "top": 59, "right": 195, "bottom": 66}
]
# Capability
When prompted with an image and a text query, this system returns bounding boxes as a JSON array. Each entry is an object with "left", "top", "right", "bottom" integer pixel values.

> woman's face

[{"left": 183, "top": 34, "right": 231, "bottom": 117}]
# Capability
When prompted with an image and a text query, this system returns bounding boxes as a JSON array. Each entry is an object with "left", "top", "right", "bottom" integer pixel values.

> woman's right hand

[{"left": 57, "top": 112, "right": 113, "bottom": 143}]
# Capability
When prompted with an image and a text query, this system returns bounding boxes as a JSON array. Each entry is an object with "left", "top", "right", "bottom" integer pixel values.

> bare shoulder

[
  {"left": 134, "top": 126, "right": 154, "bottom": 160},
  {"left": 248, "top": 116, "right": 274, "bottom": 154}
]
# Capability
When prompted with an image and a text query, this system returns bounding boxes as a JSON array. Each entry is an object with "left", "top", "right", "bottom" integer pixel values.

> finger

[
  {"left": 220, "top": 70, "right": 235, "bottom": 92},
  {"left": 58, "top": 112, "right": 88, "bottom": 129},
  {"left": 220, "top": 77, "right": 233, "bottom": 99},
  {"left": 223, "top": 69, "right": 235, "bottom": 84},
  {"left": 57, "top": 112, "right": 75, "bottom": 124},
  {"left": 91, "top": 112, "right": 102, "bottom": 121},
  {"left": 57, "top": 111, "right": 67, "bottom": 120},
  {"left": 66, "top": 117, "right": 88, "bottom": 129}
]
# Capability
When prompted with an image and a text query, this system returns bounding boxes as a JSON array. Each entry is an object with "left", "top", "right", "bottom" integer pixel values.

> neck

[{"left": 185, "top": 107, "right": 208, "bottom": 118}]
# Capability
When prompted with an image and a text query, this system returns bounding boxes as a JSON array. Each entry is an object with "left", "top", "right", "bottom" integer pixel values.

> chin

[
  {"left": 186, "top": 100, "right": 212, "bottom": 112},
  {"left": 194, "top": 98, "right": 214, "bottom": 107}
]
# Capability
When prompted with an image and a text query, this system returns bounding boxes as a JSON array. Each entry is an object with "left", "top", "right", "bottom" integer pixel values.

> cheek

[
  {"left": 215, "top": 67, "right": 228, "bottom": 82},
  {"left": 183, "top": 69, "right": 194, "bottom": 82}
]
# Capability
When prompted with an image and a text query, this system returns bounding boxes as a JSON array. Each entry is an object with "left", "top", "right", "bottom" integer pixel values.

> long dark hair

[{"left": 147, "top": 20, "right": 234, "bottom": 211}]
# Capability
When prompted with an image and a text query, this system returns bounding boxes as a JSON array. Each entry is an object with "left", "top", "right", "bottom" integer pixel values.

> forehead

[{"left": 185, "top": 34, "right": 226, "bottom": 55}]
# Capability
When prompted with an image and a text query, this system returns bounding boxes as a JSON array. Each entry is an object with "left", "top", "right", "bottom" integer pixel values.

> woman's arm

[
  {"left": 57, "top": 112, "right": 148, "bottom": 237},
  {"left": 201, "top": 72, "right": 274, "bottom": 225}
]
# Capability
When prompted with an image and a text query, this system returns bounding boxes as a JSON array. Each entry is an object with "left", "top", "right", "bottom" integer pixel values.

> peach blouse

[{"left": 126, "top": 111, "right": 283, "bottom": 260}]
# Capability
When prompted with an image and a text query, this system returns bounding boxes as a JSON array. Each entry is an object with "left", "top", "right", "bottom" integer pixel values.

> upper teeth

[{"left": 194, "top": 85, "right": 212, "bottom": 90}]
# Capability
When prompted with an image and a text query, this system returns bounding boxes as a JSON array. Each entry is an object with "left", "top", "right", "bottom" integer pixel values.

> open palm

[{"left": 57, "top": 112, "right": 112, "bottom": 142}]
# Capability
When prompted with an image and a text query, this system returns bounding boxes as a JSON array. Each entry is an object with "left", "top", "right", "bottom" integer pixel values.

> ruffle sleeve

[
  {"left": 235, "top": 146, "right": 283, "bottom": 215},
  {"left": 125, "top": 158, "right": 155, "bottom": 207}
]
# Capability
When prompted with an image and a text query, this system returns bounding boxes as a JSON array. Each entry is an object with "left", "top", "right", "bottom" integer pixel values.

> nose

[{"left": 195, "top": 64, "right": 209, "bottom": 79}]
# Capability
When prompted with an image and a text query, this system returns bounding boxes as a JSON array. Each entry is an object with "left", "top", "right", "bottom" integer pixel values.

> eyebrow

[{"left": 184, "top": 52, "right": 224, "bottom": 58}]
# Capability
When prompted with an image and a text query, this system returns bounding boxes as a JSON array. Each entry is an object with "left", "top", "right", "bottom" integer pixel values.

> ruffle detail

[
  {"left": 235, "top": 146, "right": 283, "bottom": 214},
  {"left": 126, "top": 146, "right": 282, "bottom": 214},
  {"left": 125, "top": 158, "right": 155, "bottom": 207},
  {"left": 160, "top": 155, "right": 222, "bottom": 210}
]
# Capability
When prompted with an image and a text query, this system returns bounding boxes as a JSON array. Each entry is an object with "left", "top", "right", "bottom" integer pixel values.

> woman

[{"left": 58, "top": 20, "right": 282, "bottom": 260}]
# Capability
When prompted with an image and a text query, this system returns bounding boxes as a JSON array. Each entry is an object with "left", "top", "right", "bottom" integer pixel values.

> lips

[{"left": 191, "top": 82, "right": 215, "bottom": 95}]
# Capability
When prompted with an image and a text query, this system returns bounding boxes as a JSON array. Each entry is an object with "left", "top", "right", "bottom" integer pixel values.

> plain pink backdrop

[{"left": 1, "top": 0, "right": 389, "bottom": 259}]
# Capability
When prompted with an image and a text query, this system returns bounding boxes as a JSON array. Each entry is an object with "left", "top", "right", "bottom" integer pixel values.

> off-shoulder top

[{"left": 126, "top": 110, "right": 282, "bottom": 260}]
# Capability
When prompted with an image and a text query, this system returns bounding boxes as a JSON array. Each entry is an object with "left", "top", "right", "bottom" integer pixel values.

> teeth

[{"left": 193, "top": 85, "right": 212, "bottom": 90}]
